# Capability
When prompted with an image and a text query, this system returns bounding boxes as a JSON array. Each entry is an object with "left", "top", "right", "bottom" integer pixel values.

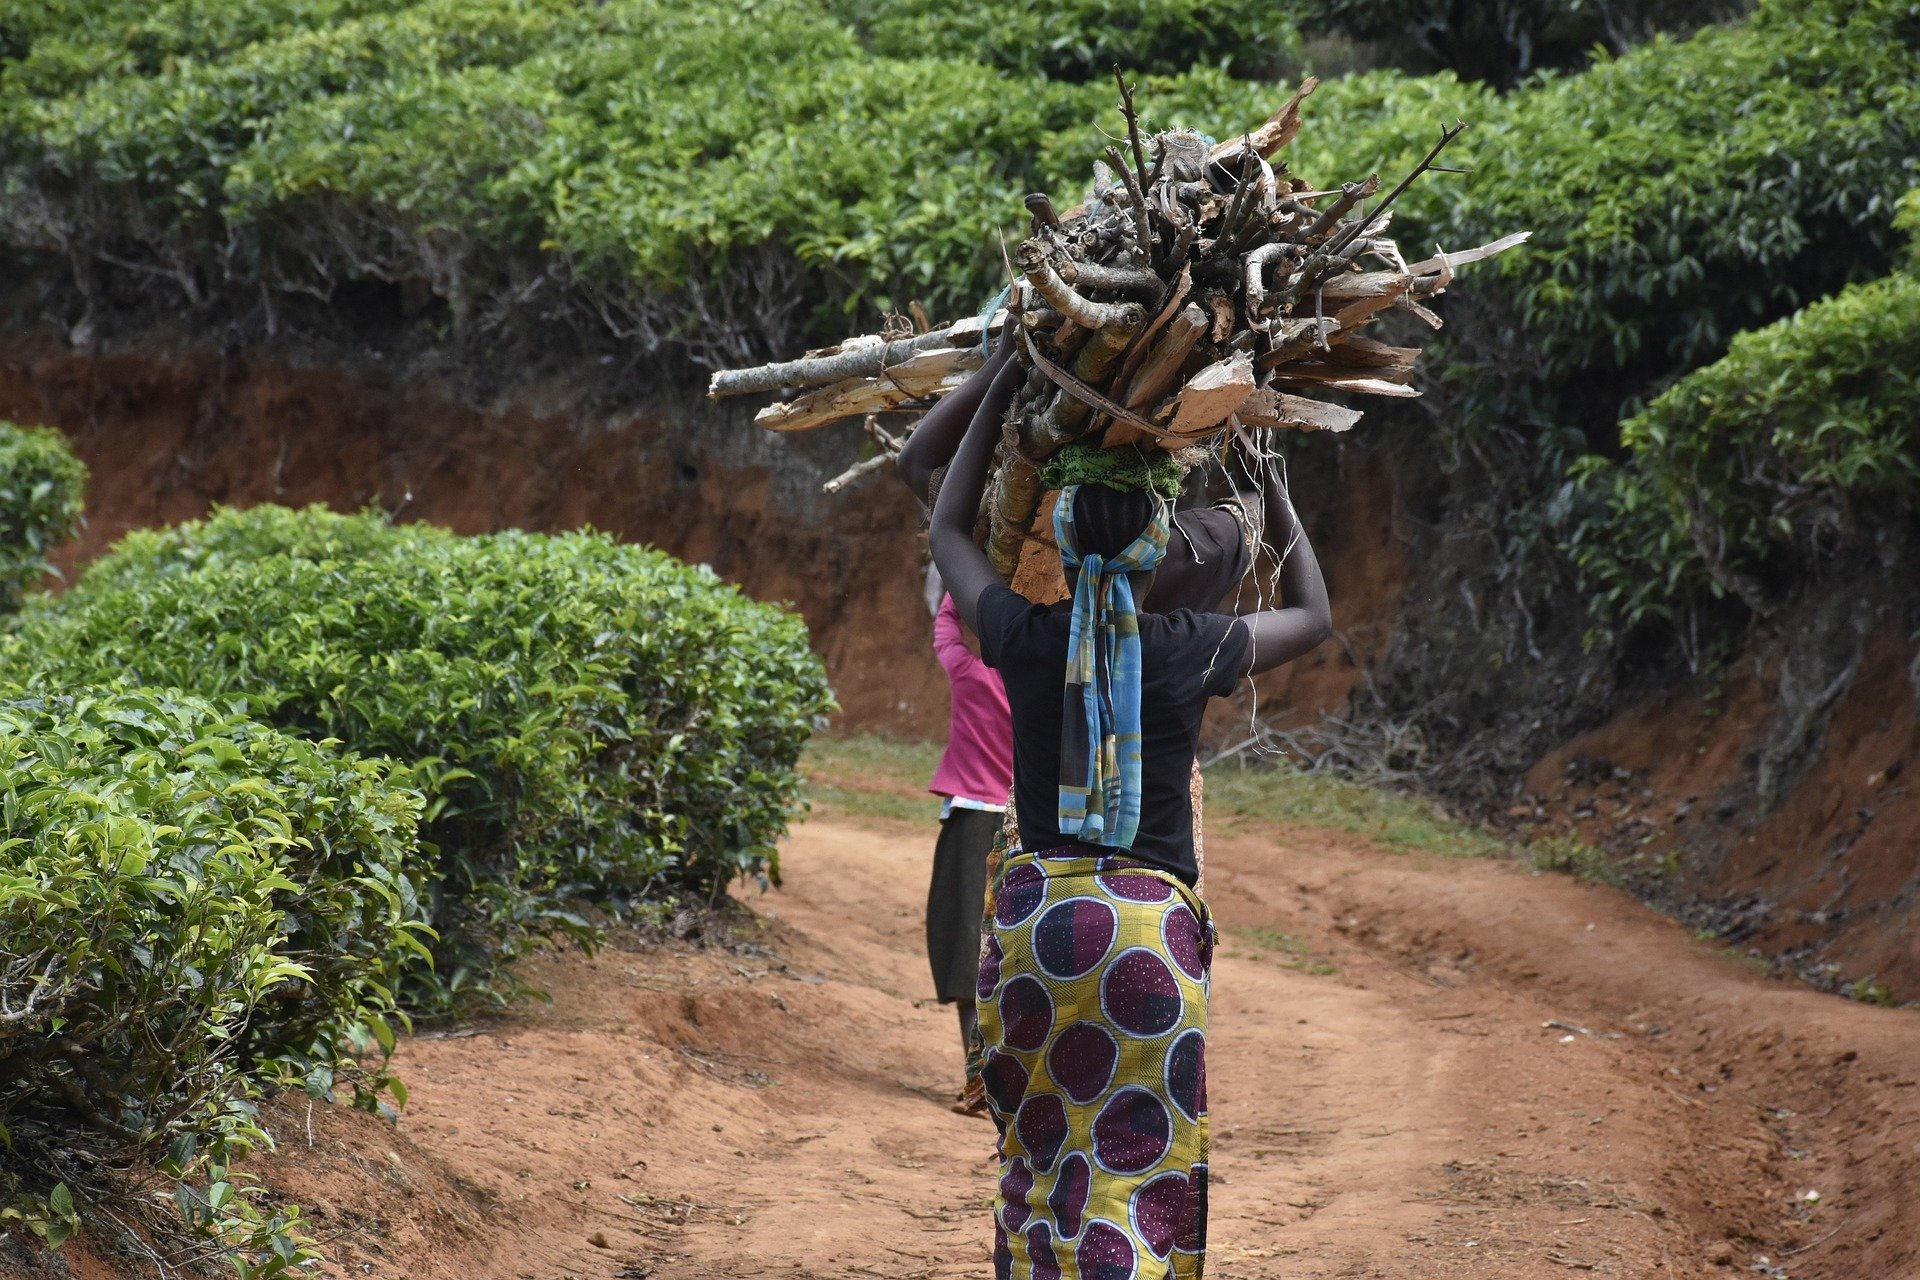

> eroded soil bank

[{"left": 4, "top": 334, "right": 1917, "bottom": 999}]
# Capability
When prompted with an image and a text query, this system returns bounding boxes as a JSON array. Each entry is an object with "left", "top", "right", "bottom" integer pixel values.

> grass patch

[
  {"left": 1527, "top": 833, "right": 1619, "bottom": 885},
  {"left": 801, "top": 733, "right": 944, "bottom": 824},
  {"left": 1235, "top": 925, "right": 1338, "bottom": 975},
  {"left": 1201, "top": 761, "right": 1509, "bottom": 859}
]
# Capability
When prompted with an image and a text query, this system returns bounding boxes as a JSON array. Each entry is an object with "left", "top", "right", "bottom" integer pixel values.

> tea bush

[
  {"left": 0, "top": 686, "right": 424, "bottom": 1271},
  {"left": 1569, "top": 193, "right": 1920, "bottom": 637},
  {"left": 0, "top": 422, "right": 86, "bottom": 610},
  {"left": 5, "top": 505, "right": 833, "bottom": 1009}
]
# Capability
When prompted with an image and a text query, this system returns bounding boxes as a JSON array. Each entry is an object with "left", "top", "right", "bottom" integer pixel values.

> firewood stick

[
  {"left": 1256, "top": 318, "right": 1342, "bottom": 372},
  {"left": 709, "top": 327, "right": 961, "bottom": 398},
  {"left": 986, "top": 449, "right": 1043, "bottom": 577},
  {"left": 1326, "top": 120, "right": 1468, "bottom": 259},
  {"left": 1057, "top": 260, "right": 1165, "bottom": 302},
  {"left": 1113, "top": 66, "right": 1150, "bottom": 188},
  {"left": 1304, "top": 175, "right": 1378, "bottom": 244},
  {"left": 1243, "top": 242, "right": 1299, "bottom": 330},
  {"left": 1028, "top": 315, "right": 1143, "bottom": 449},
  {"left": 1105, "top": 303, "right": 1208, "bottom": 448},
  {"left": 1103, "top": 146, "right": 1155, "bottom": 265},
  {"left": 821, "top": 451, "right": 896, "bottom": 494},
  {"left": 1016, "top": 240, "right": 1145, "bottom": 333}
]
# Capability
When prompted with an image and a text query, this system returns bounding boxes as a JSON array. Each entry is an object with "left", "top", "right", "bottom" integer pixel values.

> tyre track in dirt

[{"left": 78, "top": 812, "right": 1916, "bottom": 1280}]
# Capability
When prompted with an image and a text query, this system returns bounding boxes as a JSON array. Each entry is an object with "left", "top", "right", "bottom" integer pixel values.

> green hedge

[
  {"left": 0, "top": 686, "right": 424, "bottom": 1271},
  {"left": 1402, "top": 0, "right": 1920, "bottom": 437},
  {"left": 0, "top": 422, "right": 86, "bottom": 611},
  {"left": 1569, "top": 194, "right": 1920, "bottom": 641},
  {"left": 4, "top": 505, "right": 832, "bottom": 1009}
]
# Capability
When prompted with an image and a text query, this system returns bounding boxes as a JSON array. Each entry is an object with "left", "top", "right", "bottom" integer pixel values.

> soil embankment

[
  {"left": 5, "top": 333, "right": 1919, "bottom": 999},
  {"left": 58, "top": 808, "right": 1920, "bottom": 1280}
]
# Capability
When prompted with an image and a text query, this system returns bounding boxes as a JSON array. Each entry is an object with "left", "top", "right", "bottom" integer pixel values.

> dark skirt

[{"left": 927, "top": 806, "right": 1001, "bottom": 1001}]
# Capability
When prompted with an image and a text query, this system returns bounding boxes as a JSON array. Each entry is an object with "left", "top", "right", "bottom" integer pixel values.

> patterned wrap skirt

[{"left": 977, "top": 849, "right": 1213, "bottom": 1280}]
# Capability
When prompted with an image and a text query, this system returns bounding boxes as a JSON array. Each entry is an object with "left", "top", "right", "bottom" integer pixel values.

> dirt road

[{"left": 181, "top": 812, "right": 1918, "bottom": 1280}]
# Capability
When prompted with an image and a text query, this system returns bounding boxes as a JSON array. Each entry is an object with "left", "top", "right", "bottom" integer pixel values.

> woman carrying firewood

[{"left": 929, "top": 358, "right": 1330, "bottom": 1279}]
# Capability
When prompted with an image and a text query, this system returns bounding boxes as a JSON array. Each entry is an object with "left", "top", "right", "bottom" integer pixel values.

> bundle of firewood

[{"left": 709, "top": 76, "right": 1526, "bottom": 573}]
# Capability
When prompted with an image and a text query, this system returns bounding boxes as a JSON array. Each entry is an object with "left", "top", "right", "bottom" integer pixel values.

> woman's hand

[
  {"left": 929, "top": 355, "right": 1022, "bottom": 633},
  {"left": 1235, "top": 456, "right": 1332, "bottom": 675},
  {"left": 896, "top": 339, "right": 1015, "bottom": 505}
]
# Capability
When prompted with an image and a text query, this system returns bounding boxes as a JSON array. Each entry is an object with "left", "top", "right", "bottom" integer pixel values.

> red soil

[
  {"left": 52, "top": 808, "right": 1920, "bottom": 1280},
  {"left": 0, "top": 339, "right": 944, "bottom": 735},
  {"left": 6, "top": 333, "right": 1917, "bottom": 999},
  {"left": 1524, "top": 627, "right": 1920, "bottom": 997}
]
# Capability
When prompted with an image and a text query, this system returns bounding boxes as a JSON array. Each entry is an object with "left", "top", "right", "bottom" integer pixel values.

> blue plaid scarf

[{"left": 1053, "top": 485, "right": 1172, "bottom": 849}]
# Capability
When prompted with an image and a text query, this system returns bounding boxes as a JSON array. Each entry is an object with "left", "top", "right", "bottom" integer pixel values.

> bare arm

[
  {"left": 895, "top": 339, "right": 1015, "bottom": 505},
  {"left": 1235, "top": 460, "right": 1331, "bottom": 675},
  {"left": 928, "top": 359, "right": 1021, "bottom": 635}
]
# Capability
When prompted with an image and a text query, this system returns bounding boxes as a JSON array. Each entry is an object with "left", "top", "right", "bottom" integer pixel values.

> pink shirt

[{"left": 929, "top": 595, "right": 1014, "bottom": 807}]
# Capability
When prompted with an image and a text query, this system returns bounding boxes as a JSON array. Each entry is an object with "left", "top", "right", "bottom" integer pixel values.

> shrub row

[
  {"left": 1568, "top": 190, "right": 1920, "bottom": 643},
  {"left": 4, "top": 504, "right": 833, "bottom": 1010},
  {"left": 0, "top": 686, "right": 424, "bottom": 1272},
  {"left": 0, "top": 422, "right": 86, "bottom": 611}
]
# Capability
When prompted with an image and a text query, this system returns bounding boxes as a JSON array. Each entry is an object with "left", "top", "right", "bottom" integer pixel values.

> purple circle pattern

[
  {"left": 1098, "top": 871, "right": 1173, "bottom": 903},
  {"left": 1092, "top": 1087, "right": 1173, "bottom": 1174},
  {"left": 1034, "top": 897, "right": 1118, "bottom": 979},
  {"left": 1016, "top": 1092, "right": 1070, "bottom": 1173},
  {"left": 1048, "top": 1152, "right": 1091, "bottom": 1239},
  {"left": 1176, "top": 1164, "right": 1208, "bottom": 1255},
  {"left": 976, "top": 934, "right": 1002, "bottom": 1000},
  {"left": 1047, "top": 1021, "right": 1119, "bottom": 1105},
  {"left": 983, "top": 1049, "right": 1030, "bottom": 1118},
  {"left": 1027, "top": 1222, "right": 1061, "bottom": 1280},
  {"left": 1162, "top": 903, "right": 1206, "bottom": 979},
  {"left": 1101, "top": 948, "right": 1183, "bottom": 1038},
  {"left": 999, "top": 973, "right": 1055, "bottom": 1052},
  {"left": 1164, "top": 1028, "right": 1206, "bottom": 1122},
  {"left": 1000, "top": 1158, "right": 1034, "bottom": 1232},
  {"left": 1129, "top": 1172, "right": 1188, "bottom": 1259},
  {"left": 1077, "top": 1220, "right": 1139, "bottom": 1280},
  {"left": 995, "top": 864, "right": 1046, "bottom": 926}
]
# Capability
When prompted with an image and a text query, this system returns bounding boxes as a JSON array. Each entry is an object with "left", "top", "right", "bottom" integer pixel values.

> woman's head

[{"left": 1068, "top": 483, "right": 1157, "bottom": 558}]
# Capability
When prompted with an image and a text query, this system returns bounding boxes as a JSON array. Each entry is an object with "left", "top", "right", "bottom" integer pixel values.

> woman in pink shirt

[{"left": 924, "top": 580, "right": 1015, "bottom": 1095}]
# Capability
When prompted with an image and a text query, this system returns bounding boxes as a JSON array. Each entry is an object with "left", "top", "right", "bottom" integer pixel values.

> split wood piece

[
  {"left": 1406, "top": 231, "right": 1532, "bottom": 276},
  {"left": 1395, "top": 296, "right": 1445, "bottom": 330},
  {"left": 986, "top": 447, "right": 1044, "bottom": 578},
  {"left": 1327, "top": 274, "right": 1415, "bottom": 332},
  {"left": 1208, "top": 77, "right": 1318, "bottom": 164},
  {"left": 1322, "top": 334, "right": 1421, "bottom": 372},
  {"left": 1256, "top": 318, "right": 1343, "bottom": 372},
  {"left": 1105, "top": 303, "right": 1208, "bottom": 448},
  {"left": 1165, "top": 354, "right": 1257, "bottom": 442},
  {"left": 1268, "top": 369, "right": 1422, "bottom": 398},
  {"left": 1016, "top": 240, "right": 1144, "bottom": 333},
  {"left": 753, "top": 346, "right": 978, "bottom": 432},
  {"left": 1027, "top": 312, "right": 1146, "bottom": 451},
  {"left": 1285, "top": 358, "right": 1415, "bottom": 386},
  {"left": 709, "top": 310, "right": 1006, "bottom": 400},
  {"left": 1106, "top": 263, "right": 1194, "bottom": 408},
  {"left": 1237, "top": 389, "right": 1364, "bottom": 434}
]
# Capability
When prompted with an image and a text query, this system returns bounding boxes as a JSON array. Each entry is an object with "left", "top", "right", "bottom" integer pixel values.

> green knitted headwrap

[{"left": 1038, "top": 443, "right": 1185, "bottom": 499}]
